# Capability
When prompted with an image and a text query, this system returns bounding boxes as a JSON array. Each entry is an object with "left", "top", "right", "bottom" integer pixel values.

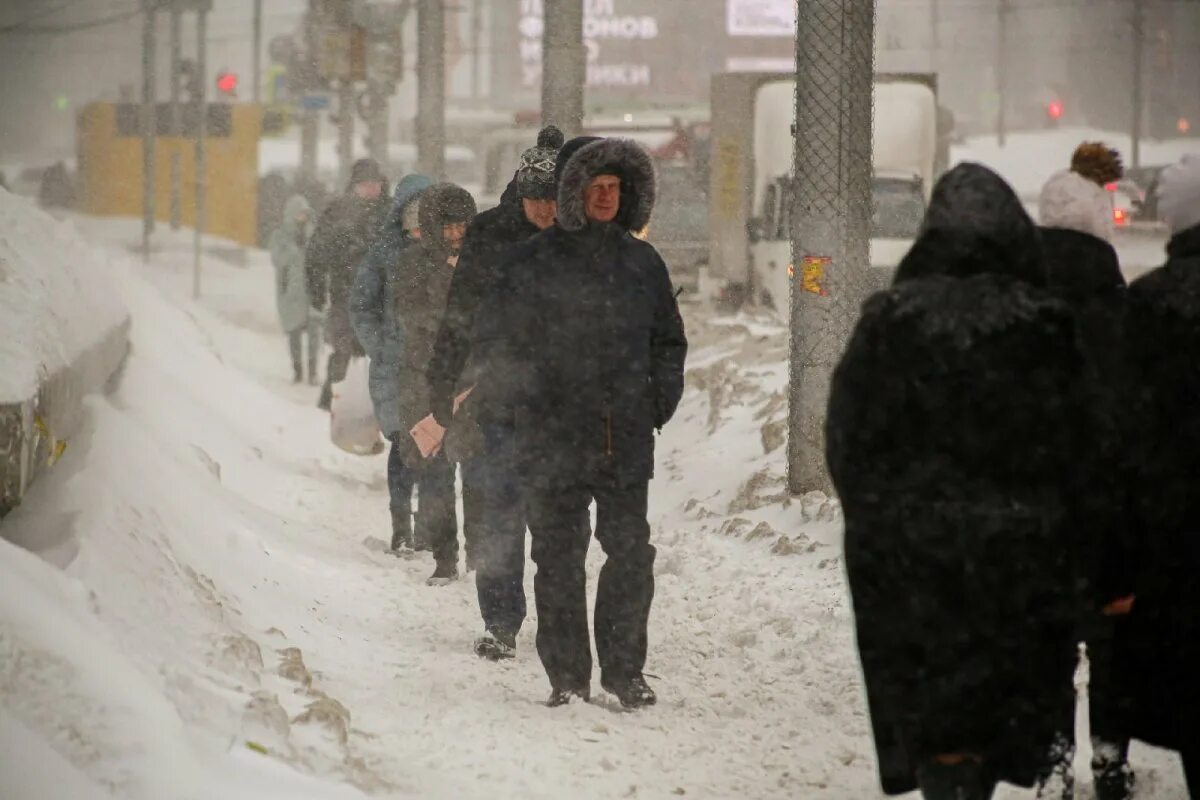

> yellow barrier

[{"left": 77, "top": 102, "right": 261, "bottom": 247}]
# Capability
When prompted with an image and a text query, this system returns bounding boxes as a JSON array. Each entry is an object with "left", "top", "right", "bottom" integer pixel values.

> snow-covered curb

[{"left": 0, "top": 190, "right": 130, "bottom": 517}]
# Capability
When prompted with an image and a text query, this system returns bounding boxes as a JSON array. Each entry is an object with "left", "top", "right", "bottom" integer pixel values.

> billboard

[{"left": 727, "top": 0, "right": 796, "bottom": 37}]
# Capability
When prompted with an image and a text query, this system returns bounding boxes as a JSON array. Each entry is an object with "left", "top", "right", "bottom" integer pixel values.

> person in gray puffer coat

[
  {"left": 351, "top": 174, "right": 433, "bottom": 553},
  {"left": 270, "top": 194, "right": 320, "bottom": 384}
]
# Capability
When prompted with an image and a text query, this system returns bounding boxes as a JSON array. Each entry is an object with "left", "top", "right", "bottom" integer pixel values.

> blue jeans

[{"left": 463, "top": 424, "right": 527, "bottom": 640}]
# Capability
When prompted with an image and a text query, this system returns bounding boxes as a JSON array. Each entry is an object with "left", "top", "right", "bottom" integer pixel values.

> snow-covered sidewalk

[{"left": 0, "top": 209, "right": 1189, "bottom": 799}]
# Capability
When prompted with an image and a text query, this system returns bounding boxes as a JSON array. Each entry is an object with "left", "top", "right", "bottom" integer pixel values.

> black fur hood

[{"left": 555, "top": 138, "right": 657, "bottom": 233}]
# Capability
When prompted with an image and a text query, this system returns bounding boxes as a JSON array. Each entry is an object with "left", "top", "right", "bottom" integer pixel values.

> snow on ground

[
  {"left": 0, "top": 200, "right": 1191, "bottom": 799},
  {"left": 0, "top": 189, "right": 128, "bottom": 402}
]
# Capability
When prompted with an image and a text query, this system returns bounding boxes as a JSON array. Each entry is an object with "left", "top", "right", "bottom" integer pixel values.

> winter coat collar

[
  {"left": 556, "top": 138, "right": 656, "bottom": 233},
  {"left": 1041, "top": 227, "right": 1125, "bottom": 295},
  {"left": 1167, "top": 223, "right": 1200, "bottom": 262}
]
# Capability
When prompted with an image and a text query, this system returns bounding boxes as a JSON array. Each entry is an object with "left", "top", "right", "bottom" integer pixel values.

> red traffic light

[
  {"left": 1047, "top": 100, "right": 1064, "bottom": 121},
  {"left": 216, "top": 71, "right": 238, "bottom": 95},
  {"left": 1180, "top": 118, "right": 1192, "bottom": 135}
]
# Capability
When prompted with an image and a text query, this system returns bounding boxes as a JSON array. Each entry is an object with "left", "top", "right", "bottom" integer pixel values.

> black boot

[
  {"left": 292, "top": 364, "right": 303, "bottom": 384},
  {"left": 546, "top": 686, "right": 590, "bottom": 707},
  {"left": 916, "top": 759, "right": 996, "bottom": 800},
  {"left": 474, "top": 629, "right": 517, "bottom": 660},
  {"left": 601, "top": 674, "right": 657, "bottom": 709},
  {"left": 389, "top": 508, "right": 415, "bottom": 556},
  {"left": 1091, "top": 740, "right": 1134, "bottom": 800},
  {"left": 1035, "top": 732, "right": 1076, "bottom": 800},
  {"left": 426, "top": 560, "right": 458, "bottom": 586}
]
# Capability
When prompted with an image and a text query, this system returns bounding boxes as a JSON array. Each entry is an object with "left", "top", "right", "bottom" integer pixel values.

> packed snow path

[{"left": 0, "top": 210, "right": 1189, "bottom": 798}]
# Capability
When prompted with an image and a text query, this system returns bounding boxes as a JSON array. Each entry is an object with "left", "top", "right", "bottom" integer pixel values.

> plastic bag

[{"left": 330, "top": 356, "right": 385, "bottom": 455}]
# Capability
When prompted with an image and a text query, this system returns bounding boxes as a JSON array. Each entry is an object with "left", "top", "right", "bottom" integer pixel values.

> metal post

[
  {"left": 337, "top": 78, "right": 355, "bottom": 185},
  {"left": 300, "top": 0, "right": 319, "bottom": 185},
  {"left": 252, "top": 0, "right": 263, "bottom": 104},
  {"left": 541, "top": 0, "right": 585, "bottom": 136},
  {"left": 788, "top": 0, "right": 877, "bottom": 494},
  {"left": 1131, "top": 0, "right": 1145, "bottom": 169},
  {"left": 366, "top": 80, "right": 390, "bottom": 168},
  {"left": 169, "top": 3, "right": 182, "bottom": 230},
  {"left": 141, "top": 0, "right": 158, "bottom": 260},
  {"left": 194, "top": 6, "right": 207, "bottom": 299},
  {"left": 997, "top": 0, "right": 1008, "bottom": 147},
  {"left": 417, "top": 0, "right": 446, "bottom": 178}
]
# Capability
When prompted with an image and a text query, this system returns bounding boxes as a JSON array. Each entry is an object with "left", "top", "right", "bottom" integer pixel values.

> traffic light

[
  {"left": 1047, "top": 100, "right": 1064, "bottom": 122},
  {"left": 216, "top": 71, "right": 238, "bottom": 97}
]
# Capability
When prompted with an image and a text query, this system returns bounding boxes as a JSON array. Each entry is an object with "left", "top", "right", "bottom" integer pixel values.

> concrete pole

[
  {"left": 417, "top": 0, "right": 446, "bottom": 178},
  {"left": 194, "top": 6, "right": 208, "bottom": 299},
  {"left": 141, "top": 0, "right": 158, "bottom": 260},
  {"left": 169, "top": 3, "right": 182, "bottom": 230},
  {"left": 541, "top": 0, "right": 585, "bottom": 136},
  {"left": 1131, "top": 0, "right": 1145, "bottom": 168},
  {"left": 788, "top": 0, "right": 876, "bottom": 494},
  {"left": 470, "top": 0, "right": 483, "bottom": 100},
  {"left": 930, "top": 0, "right": 939, "bottom": 75},
  {"left": 366, "top": 80, "right": 390, "bottom": 170}
]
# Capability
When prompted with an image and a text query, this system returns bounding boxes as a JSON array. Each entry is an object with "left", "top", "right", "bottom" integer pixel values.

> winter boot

[
  {"left": 1035, "top": 732, "right": 1076, "bottom": 800},
  {"left": 426, "top": 560, "right": 458, "bottom": 586},
  {"left": 916, "top": 759, "right": 996, "bottom": 800},
  {"left": 1091, "top": 741, "right": 1134, "bottom": 800},
  {"left": 474, "top": 629, "right": 516, "bottom": 661},
  {"left": 389, "top": 508, "right": 416, "bottom": 558},
  {"left": 292, "top": 365, "right": 303, "bottom": 384},
  {"left": 601, "top": 674, "right": 657, "bottom": 709},
  {"left": 546, "top": 686, "right": 590, "bottom": 707}
]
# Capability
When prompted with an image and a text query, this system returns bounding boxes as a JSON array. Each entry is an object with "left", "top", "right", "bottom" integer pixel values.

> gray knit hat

[
  {"left": 516, "top": 126, "right": 565, "bottom": 200},
  {"left": 1157, "top": 154, "right": 1200, "bottom": 236}
]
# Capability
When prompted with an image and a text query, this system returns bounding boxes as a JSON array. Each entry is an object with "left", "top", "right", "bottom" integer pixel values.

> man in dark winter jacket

[
  {"left": 1037, "top": 163, "right": 1138, "bottom": 800},
  {"left": 392, "top": 183, "right": 478, "bottom": 585},
  {"left": 426, "top": 125, "right": 563, "bottom": 660},
  {"left": 351, "top": 174, "right": 433, "bottom": 553},
  {"left": 827, "top": 163, "right": 1115, "bottom": 800},
  {"left": 307, "top": 158, "right": 389, "bottom": 410},
  {"left": 1119, "top": 154, "right": 1200, "bottom": 796},
  {"left": 474, "top": 137, "right": 688, "bottom": 709}
]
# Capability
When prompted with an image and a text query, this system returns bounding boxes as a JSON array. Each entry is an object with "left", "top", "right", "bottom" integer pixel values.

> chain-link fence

[{"left": 788, "top": 0, "right": 876, "bottom": 494}]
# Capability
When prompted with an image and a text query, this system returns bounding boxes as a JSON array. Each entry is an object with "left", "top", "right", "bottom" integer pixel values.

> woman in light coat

[{"left": 270, "top": 194, "right": 320, "bottom": 384}]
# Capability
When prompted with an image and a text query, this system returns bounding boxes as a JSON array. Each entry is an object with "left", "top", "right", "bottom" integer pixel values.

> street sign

[{"left": 301, "top": 93, "right": 332, "bottom": 111}]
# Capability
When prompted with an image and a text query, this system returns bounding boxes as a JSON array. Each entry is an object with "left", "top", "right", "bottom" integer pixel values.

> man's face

[
  {"left": 584, "top": 175, "right": 621, "bottom": 223},
  {"left": 442, "top": 222, "right": 467, "bottom": 255},
  {"left": 522, "top": 198, "right": 557, "bottom": 230},
  {"left": 354, "top": 180, "right": 383, "bottom": 200}
]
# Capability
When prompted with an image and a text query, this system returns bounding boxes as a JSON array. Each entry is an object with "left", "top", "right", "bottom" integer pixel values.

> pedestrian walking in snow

[
  {"left": 426, "top": 125, "right": 564, "bottom": 661},
  {"left": 269, "top": 194, "right": 321, "bottom": 385},
  {"left": 1117, "top": 153, "right": 1200, "bottom": 796},
  {"left": 350, "top": 174, "right": 433, "bottom": 554},
  {"left": 827, "top": 163, "right": 1113, "bottom": 800},
  {"left": 391, "top": 183, "right": 478, "bottom": 585},
  {"left": 474, "top": 137, "right": 688, "bottom": 708},
  {"left": 306, "top": 159, "right": 389, "bottom": 410},
  {"left": 1036, "top": 146, "right": 1138, "bottom": 800}
]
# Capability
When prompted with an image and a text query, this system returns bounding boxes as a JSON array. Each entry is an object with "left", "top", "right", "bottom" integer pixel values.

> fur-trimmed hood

[{"left": 556, "top": 138, "right": 656, "bottom": 233}]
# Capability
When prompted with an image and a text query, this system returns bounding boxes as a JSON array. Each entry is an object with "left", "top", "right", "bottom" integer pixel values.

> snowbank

[{"left": 0, "top": 189, "right": 128, "bottom": 404}]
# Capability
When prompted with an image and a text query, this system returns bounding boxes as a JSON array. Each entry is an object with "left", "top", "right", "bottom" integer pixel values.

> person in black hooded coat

[
  {"left": 1117, "top": 155, "right": 1200, "bottom": 795},
  {"left": 426, "top": 125, "right": 563, "bottom": 660},
  {"left": 826, "top": 163, "right": 1115, "bottom": 799},
  {"left": 473, "top": 137, "right": 687, "bottom": 709}
]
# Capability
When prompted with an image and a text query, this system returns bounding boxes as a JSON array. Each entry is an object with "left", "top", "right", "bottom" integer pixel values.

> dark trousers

[
  {"left": 916, "top": 761, "right": 996, "bottom": 800},
  {"left": 318, "top": 307, "right": 361, "bottom": 408},
  {"left": 1183, "top": 748, "right": 1199, "bottom": 797},
  {"left": 391, "top": 448, "right": 458, "bottom": 564},
  {"left": 525, "top": 482, "right": 655, "bottom": 691},
  {"left": 463, "top": 425, "right": 526, "bottom": 639},
  {"left": 287, "top": 318, "right": 320, "bottom": 379},
  {"left": 1087, "top": 616, "right": 1131, "bottom": 757}
]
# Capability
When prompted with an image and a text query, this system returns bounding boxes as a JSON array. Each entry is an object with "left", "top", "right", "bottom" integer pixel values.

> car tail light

[
  {"left": 1105, "top": 182, "right": 1118, "bottom": 192},
  {"left": 1114, "top": 207, "right": 1129, "bottom": 225}
]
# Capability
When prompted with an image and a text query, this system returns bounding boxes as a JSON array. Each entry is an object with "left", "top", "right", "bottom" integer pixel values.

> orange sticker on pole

[{"left": 800, "top": 256, "right": 831, "bottom": 296}]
